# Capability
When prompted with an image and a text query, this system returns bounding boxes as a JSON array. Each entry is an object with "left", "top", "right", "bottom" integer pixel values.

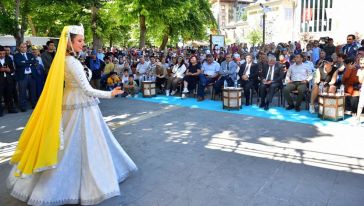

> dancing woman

[{"left": 7, "top": 25, "right": 137, "bottom": 205}]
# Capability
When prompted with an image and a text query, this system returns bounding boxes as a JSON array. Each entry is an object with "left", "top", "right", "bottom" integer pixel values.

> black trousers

[
  {"left": 214, "top": 76, "right": 234, "bottom": 95},
  {"left": 240, "top": 79, "right": 255, "bottom": 103},
  {"left": 259, "top": 82, "right": 282, "bottom": 104},
  {"left": 346, "top": 96, "right": 359, "bottom": 114},
  {"left": 0, "top": 77, "right": 16, "bottom": 113},
  {"left": 18, "top": 74, "right": 37, "bottom": 110},
  {"left": 156, "top": 77, "right": 166, "bottom": 92}
]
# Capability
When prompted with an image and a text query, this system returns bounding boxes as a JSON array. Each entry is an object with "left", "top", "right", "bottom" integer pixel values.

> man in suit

[
  {"left": 0, "top": 46, "right": 18, "bottom": 116},
  {"left": 4, "top": 46, "right": 18, "bottom": 106},
  {"left": 13, "top": 43, "right": 38, "bottom": 112},
  {"left": 259, "top": 55, "right": 285, "bottom": 110},
  {"left": 238, "top": 54, "right": 259, "bottom": 106}
]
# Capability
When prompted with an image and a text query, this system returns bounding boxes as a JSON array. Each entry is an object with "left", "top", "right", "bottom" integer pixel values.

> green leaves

[
  {"left": 0, "top": 0, "right": 216, "bottom": 48},
  {"left": 247, "top": 29, "right": 263, "bottom": 46}
]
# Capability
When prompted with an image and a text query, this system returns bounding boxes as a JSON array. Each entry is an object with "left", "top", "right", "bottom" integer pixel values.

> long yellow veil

[{"left": 10, "top": 26, "right": 69, "bottom": 177}]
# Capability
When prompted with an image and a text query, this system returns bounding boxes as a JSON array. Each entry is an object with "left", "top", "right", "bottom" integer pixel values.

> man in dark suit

[
  {"left": 259, "top": 55, "right": 285, "bottom": 110},
  {"left": 238, "top": 54, "right": 259, "bottom": 106},
  {"left": 13, "top": 43, "right": 37, "bottom": 112},
  {"left": 0, "top": 46, "right": 18, "bottom": 116}
]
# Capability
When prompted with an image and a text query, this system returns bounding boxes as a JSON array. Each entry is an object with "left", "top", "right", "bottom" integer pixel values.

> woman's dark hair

[
  {"left": 344, "top": 58, "right": 355, "bottom": 65},
  {"left": 177, "top": 56, "right": 185, "bottom": 68},
  {"left": 337, "top": 53, "right": 347, "bottom": 59},
  {"left": 189, "top": 55, "right": 198, "bottom": 64},
  {"left": 67, "top": 33, "right": 78, "bottom": 56}
]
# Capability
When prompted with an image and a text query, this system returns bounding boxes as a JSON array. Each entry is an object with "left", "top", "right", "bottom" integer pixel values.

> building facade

[
  {"left": 294, "top": 0, "right": 364, "bottom": 44},
  {"left": 210, "top": 0, "right": 364, "bottom": 46},
  {"left": 210, "top": 0, "right": 255, "bottom": 43}
]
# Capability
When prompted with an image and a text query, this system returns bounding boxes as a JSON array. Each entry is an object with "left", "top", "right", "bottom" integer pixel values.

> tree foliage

[
  {"left": 1, "top": 0, "right": 216, "bottom": 49},
  {"left": 247, "top": 29, "right": 263, "bottom": 46}
]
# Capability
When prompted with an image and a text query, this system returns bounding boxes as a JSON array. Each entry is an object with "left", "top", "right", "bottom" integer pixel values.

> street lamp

[{"left": 260, "top": 3, "right": 270, "bottom": 45}]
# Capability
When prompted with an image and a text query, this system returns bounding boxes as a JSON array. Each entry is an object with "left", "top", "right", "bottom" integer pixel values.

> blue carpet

[{"left": 133, "top": 95, "right": 357, "bottom": 127}]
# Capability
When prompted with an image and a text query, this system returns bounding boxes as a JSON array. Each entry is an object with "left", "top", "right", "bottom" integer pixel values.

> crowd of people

[{"left": 1, "top": 34, "right": 364, "bottom": 123}]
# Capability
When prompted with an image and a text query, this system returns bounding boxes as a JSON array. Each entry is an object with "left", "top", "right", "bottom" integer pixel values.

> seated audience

[
  {"left": 166, "top": 56, "right": 186, "bottom": 96},
  {"left": 309, "top": 57, "right": 337, "bottom": 113},
  {"left": 182, "top": 56, "right": 201, "bottom": 95},
  {"left": 283, "top": 54, "right": 313, "bottom": 112},
  {"left": 123, "top": 74, "right": 139, "bottom": 97},
  {"left": 259, "top": 55, "right": 285, "bottom": 110},
  {"left": 197, "top": 54, "right": 220, "bottom": 101},
  {"left": 342, "top": 58, "right": 360, "bottom": 115}
]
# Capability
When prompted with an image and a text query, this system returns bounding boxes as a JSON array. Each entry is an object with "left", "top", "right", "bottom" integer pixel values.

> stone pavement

[{"left": 1, "top": 98, "right": 364, "bottom": 206}]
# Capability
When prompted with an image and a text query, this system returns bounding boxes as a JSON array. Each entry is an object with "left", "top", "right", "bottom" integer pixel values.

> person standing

[
  {"left": 86, "top": 50, "right": 102, "bottom": 89},
  {"left": 0, "top": 46, "right": 18, "bottom": 116},
  {"left": 32, "top": 47, "right": 46, "bottom": 100},
  {"left": 7, "top": 25, "right": 137, "bottom": 205},
  {"left": 356, "top": 57, "right": 364, "bottom": 125},
  {"left": 13, "top": 43, "right": 38, "bottom": 112},
  {"left": 311, "top": 41, "right": 321, "bottom": 66},
  {"left": 323, "top": 38, "right": 336, "bottom": 58},
  {"left": 4, "top": 46, "right": 18, "bottom": 106},
  {"left": 41, "top": 40, "right": 56, "bottom": 78},
  {"left": 342, "top": 34, "right": 359, "bottom": 59}
]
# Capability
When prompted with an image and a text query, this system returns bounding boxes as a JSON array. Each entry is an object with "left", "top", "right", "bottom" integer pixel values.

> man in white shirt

[
  {"left": 283, "top": 54, "right": 313, "bottom": 112},
  {"left": 197, "top": 54, "right": 220, "bottom": 101},
  {"left": 136, "top": 56, "right": 150, "bottom": 84}
]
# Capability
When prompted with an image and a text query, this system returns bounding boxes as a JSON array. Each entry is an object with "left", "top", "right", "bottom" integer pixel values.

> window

[{"left": 300, "top": 0, "right": 333, "bottom": 33}]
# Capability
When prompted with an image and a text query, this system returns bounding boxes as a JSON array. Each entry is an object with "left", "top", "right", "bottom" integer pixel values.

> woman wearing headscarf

[{"left": 7, "top": 25, "right": 137, "bottom": 205}]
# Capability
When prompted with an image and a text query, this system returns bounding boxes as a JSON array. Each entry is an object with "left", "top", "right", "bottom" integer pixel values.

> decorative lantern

[
  {"left": 222, "top": 87, "right": 243, "bottom": 110},
  {"left": 318, "top": 94, "right": 345, "bottom": 121},
  {"left": 142, "top": 81, "right": 156, "bottom": 97}
]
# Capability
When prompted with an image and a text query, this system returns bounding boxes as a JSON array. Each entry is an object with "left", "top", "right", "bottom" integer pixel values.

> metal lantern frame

[
  {"left": 318, "top": 94, "right": 345, "bottom": 121},
  {"left": 222, "top": 87, "right": 243, "bottom": 110},
  {"left": 142, "top": 81, "right": 156, "bottom": 98}
]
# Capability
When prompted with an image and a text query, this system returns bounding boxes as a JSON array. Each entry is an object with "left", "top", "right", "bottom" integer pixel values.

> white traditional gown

[{"left": 7, "top": 56, "right": 137, "bottom": 205}]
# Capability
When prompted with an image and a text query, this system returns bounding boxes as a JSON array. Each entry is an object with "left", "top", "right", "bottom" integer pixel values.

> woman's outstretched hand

[{"left": 111, "top": 87, "right": 124, "bottom": 97}]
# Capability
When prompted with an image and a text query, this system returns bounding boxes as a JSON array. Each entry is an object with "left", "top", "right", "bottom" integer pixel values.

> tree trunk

[
  {"left": 14, "top": 0, "right": 23, "bottom": 47},
  {"left": 109, "top": 36, "right": 113, "bottom": 48},
  {"left": 139, "top": 14, "right": 146, "bottom": 49},
  {"left": 159, "top": 33, "right": 169, "bottom": 51},
  {"left": 28, "top": 16, "right": 37, "bottom": 36},
  {"left": 91, "top": 5, "right": 102, "bottom": 50}
]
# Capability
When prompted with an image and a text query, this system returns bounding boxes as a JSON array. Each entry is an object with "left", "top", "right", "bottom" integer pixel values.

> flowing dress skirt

[{"left": 7, "top": 105, "right": 137, "bottom": 205}]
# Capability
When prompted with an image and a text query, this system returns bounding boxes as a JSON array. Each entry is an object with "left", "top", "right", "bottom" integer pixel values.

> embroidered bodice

[{"left": 62, "top": 56, "right": 112, "bottom": 110}]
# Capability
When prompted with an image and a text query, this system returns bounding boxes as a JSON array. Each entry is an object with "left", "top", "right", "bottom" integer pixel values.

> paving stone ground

[{"left": 1, "top": 98, "right": 364, "bottom": 206}]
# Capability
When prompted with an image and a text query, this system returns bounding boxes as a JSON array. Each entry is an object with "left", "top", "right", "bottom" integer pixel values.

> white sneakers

[
  {"left": 166, "top": 90, "right": 170, "bottom": 96},
  {"left": 182, "top": 88, "right": 189, "bottom": 94},
  {"left": 171, "top": 90, "right": 177, "bottom": 96},
  {"left": 309, "top": 104, "right": 315, "bottom": 114}
]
